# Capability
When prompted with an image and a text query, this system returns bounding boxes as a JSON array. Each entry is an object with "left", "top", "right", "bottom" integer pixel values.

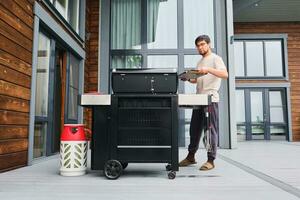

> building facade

[{"left": 0, "top": 0, "right": 299, "bottom": 172}]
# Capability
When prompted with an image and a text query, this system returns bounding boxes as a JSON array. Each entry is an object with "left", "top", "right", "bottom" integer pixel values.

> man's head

[{"left": 195, "top": 35, "right": 211, "bottom": 56}]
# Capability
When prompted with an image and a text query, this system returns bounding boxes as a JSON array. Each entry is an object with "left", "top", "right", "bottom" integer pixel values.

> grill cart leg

[
  {"left": 104, "top": 160, "right": 123, "bottom": 180},
  {"left": 203, "top": 106, "right": 212, "bottom": 152},
  {"left": 165, "top": 164, "right": 172, "bottom": 171}
]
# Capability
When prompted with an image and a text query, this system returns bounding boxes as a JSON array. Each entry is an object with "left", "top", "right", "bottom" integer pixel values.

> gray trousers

[{"left": 188, "top": 103, "right": 219, "bottom": 161}]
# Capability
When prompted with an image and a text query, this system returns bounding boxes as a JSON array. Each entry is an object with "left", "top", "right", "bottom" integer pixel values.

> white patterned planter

[{"left": 60, "top": 141, "right": 88, "bottom": 176}]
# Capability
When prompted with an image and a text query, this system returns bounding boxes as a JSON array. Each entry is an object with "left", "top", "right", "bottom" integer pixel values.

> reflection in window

[
  {"left": 184, "top": 0, "right": 214, "bottom": 48},
  {"left": 147, "top": 55, "right": 178, "bottom": 68},
  {"left": 51, "top": 0, "right": 81, "bottom": 34},
  {"left": 111, "top": 55, "right": 142, "bottom": 69},
  {"left": 270, "top": 125, "right": 285, "bottom": 140},
  {"left": 265, "top": 41, "right": 283, "bottom": 76},
  {"left": 34, "top": 123, "right": 47, "bottom": 158},
  {"left": 234, "top": 42, "right": 245, "bottom": 76},
  {"left": 147, "top": 0, "right": 177, "bottom": 49},
  {"left": 250, "top": 91, "right": 263, "bottom": 123},
  {"left": 111, "top": 0, "right": 141, "bottom": 49},
  {"left": 68, "top": 54, "right": 80, "bottom": 120},
  {"left": 237, "top": 126, "right": 246, "bottom": 135},
  {"left": 246, "top": 42, "right": 264, "bottom": 76},
  {"left": 36, "top": 32, "right": 50, "bottom": 116},
  {"left": 236, "top": 90, "right": 245, "bottom": 123},
  {"left": 68, "top": 0, "right": 80, "bottom": 33},
  {"left": 269, "top": 91, "right": 284, "bottom": 123},
  {"left": 55, "top": 0, "right": 68, "bottom": 19},
  {"left": 251, "top": 125, "right": 264, "bottom": 138}
]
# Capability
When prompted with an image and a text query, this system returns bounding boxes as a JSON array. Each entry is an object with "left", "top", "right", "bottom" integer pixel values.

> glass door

[
  {"left": 34, "top": 32, "right": 51, "bottom": 158},
  {"left": 34, "top": 31, "right": 67, "bottom": 158},
  {"left": 236, "top": 88, "right": 288, "bottom": 141},
  {"left": 249, "top": 90, "right": 267, "bottom": 140},
  {"left": 268, "top": 90, "right": 287, "bottom": 140}
]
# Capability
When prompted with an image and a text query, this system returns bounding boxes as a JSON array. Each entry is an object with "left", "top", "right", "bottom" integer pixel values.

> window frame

[
  {"left": 109, "top": 0, "right": 217, "bottom": 74},
  {"left": 42, "top": 0, "right": 84, "bottom": 42},
  {"left": 234, "top": 34, "right": 288, "bottom": 80}
]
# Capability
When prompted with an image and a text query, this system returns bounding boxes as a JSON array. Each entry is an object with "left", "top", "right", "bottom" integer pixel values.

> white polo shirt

[{"left": 196, "top": 53, "right": 226, "bottom": 102}]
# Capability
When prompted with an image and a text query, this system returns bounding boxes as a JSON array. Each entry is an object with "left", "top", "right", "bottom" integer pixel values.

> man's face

[{"left": 196, "top": 40, "right": 210, "bottom": 55}]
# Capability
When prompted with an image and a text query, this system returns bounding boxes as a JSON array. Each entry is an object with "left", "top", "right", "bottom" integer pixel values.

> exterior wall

[
  {"left": 234, "top": 22, "right": 300, "bottom": 141},
  {"left": 0, "top": 0, "right": 34, "bottom": 171},
  {"left": 84, "top": 0, "right": 99, "bottom": 129}
]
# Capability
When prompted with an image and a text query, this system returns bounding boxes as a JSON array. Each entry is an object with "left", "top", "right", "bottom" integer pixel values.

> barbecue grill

[{"left": 80, "top": 68, "right": 211, "bottom": 179}]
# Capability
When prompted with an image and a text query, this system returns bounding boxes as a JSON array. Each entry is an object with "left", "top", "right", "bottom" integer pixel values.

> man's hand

[
  {"left": 180, "top": 77, "right": 188, "bottom": 81},
  {"left": 188, "top": 78, "right": 197, "bottom": 83}
]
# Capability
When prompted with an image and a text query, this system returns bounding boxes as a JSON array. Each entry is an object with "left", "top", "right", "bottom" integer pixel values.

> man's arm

[{"left": 197, "top": 67, "right": 228, "bottom": 79}]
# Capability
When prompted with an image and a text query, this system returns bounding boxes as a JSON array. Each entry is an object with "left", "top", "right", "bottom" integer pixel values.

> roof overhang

[{"left": 233, "top": 0, "right": 300, "bottom": 22}]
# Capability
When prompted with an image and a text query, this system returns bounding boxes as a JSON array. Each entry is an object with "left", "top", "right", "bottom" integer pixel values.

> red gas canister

[
  {"left": 61, "top": 124, "right": 86, "bottom": 141},
  {"left": 59, "top": 124, "right": 90, "bottom": 176}
]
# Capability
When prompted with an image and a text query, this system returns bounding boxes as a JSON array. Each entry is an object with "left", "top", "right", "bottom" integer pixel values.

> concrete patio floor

[{"left": 0, "top": 141, "right": 300, "bottom": 200}]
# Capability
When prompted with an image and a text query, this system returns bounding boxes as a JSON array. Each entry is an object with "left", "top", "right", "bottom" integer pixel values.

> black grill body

[
  {"left": 91, "top": 94, "right": 179, "bottom": 172},
  {"left": 90, "top": 69, "right": 179, "bottom": 178}
]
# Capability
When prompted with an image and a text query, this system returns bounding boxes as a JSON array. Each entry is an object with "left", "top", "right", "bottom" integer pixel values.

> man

[{"left": 179, "top": 35, "right": 228, "bottom": 170}]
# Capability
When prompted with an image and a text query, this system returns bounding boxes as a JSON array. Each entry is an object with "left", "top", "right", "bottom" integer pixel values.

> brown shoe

[
  {"left": 199, "top": 162, "right": 215, "bottom": 171},
  {"left": 179, "top": 158, "right": 197, "bottom": 167}
]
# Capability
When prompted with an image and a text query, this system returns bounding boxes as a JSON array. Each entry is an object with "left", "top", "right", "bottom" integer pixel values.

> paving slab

[{"left": 0, "top": 142, "right": 299, "bottom": 200}]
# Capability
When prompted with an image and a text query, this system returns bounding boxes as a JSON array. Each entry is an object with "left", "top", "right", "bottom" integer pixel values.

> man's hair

[{"left": 195, "top": 35, "right": 211, "bottom": 45}]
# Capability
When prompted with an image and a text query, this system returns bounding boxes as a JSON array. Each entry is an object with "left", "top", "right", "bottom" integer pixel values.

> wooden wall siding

[
  {"left": 84, "top": 0, "right": 99, "bottom": 129},
  {"left": 234, "top": 22, "right": 300, "bottom": 141},
  {"left": 0, "top": 0, "right": 34, "bottom": 172}
]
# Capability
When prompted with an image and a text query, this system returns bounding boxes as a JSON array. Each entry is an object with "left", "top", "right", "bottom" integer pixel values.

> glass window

[
  {"left": 184, "top": 0, "right": 214, "bottom": 48},
  {"left": 246, "top": 42, "right": 264, "bottom": 76},
  {"left": 68, "top": 54, "right": 80, "bottom": 120},
  {"left": 51, "top": 0, "right": 81, "bottom": 34},
  {"left": 111, "top": 0, "right": 141, "bottom": 49},
  {"left": 235, "top": 90, "right": 245, "bottom": 123},
  {"left": 270, "top": 125, "right": 286, "bottom": 140},
  {"left": 147, "top": 55, "right": 178, "bottom": 68},
  {"left": 35, "top": 32, "right": 51, "bottom": 116},
  {"left": 68, "top": 0, "right": 80, "bottom": 33},
  {"left": 237, "top": 125, "right": 246, "bottom": 141},
  {"left": 68, "top": 88, "right": 78, "bottom": 120},
  {"left": 184, "top": 55, "right": 202, "bottom": 68},
  {"left": 269, "top": 91, "right": 284, "bottom": 123},
  {"left": 234, "top": 38, "right": 285, "bottom": 78},
  {"left": 184, "top": 81, "right": 196, "bottom": 94},
  {"left": 265, "top": 41, "right": 283, "bottom": 76},
  {"left": 111, "top": 55, "right": 142, "bottom": 69},
  {"left": 184, "top": 123, "right": 191, "bottom": 140},
  {"left": 234, "top": 42, "right": 245, "bottom": 76},
  {"left": 251, "top": 125, "right": 264, "bottom": 139},
  {"left": 147, "top": 0, "right": 177, "bottom": 49},
  {"left": 34, "top": 123, "right": 47, "bottom": 158},
  {"left": 55, "top": 0, "right": 68, "bottom": 19},
  {"left": 183, "top": 55, "right": 199, "bottom": 86},
  {"left": 250, "top": 91, "right": 263, "bottom": 123}
]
